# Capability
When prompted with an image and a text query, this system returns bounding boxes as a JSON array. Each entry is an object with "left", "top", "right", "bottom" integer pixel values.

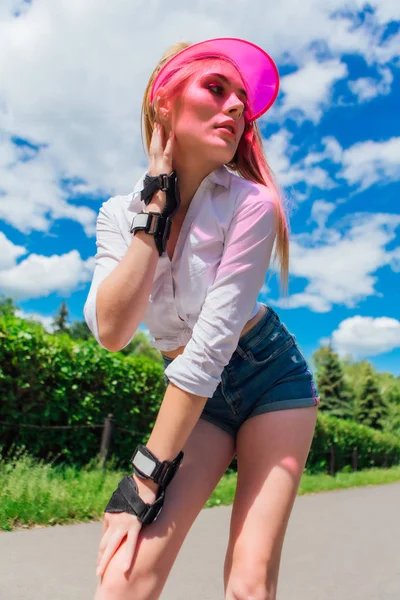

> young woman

[{"left": 84, "top": 37, "right": 320, "bottom": 600}]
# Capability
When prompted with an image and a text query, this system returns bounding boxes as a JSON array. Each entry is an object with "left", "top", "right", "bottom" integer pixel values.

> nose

[{"left": 224, "top": 93, "right": 245, "bottom": 119}]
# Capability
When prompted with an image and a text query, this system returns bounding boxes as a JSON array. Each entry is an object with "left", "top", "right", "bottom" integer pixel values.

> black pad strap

[{"left": 104, "top": 476, "right": 165, "bottom": 525}]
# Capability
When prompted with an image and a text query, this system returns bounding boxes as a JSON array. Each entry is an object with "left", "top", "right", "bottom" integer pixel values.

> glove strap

[{"left": 104, "top": 475, "right": 165, "bottom": 525}]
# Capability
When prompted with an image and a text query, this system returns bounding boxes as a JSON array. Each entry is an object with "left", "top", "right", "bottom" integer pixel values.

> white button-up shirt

[{"left": 84, "top": 165, "right": 276, "bottom": 398}]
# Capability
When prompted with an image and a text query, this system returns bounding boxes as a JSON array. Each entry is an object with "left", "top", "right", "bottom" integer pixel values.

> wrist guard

[
  {"left": 104, "top": 475, "right": 165, "bottom": 525},
  {"left": 130, "top": 172, "right": 181, "bottom": 257},
  {"left": 104, "top": 447, "right": 184, "bottom": 525},
  {"left": 131, "top": 445, "right": 184, "bottom": 487}
]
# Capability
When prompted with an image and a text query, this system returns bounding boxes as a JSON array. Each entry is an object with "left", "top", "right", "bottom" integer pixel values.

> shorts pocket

[{"left": 244, "top": 329, "right": 295, "bottom": 367}]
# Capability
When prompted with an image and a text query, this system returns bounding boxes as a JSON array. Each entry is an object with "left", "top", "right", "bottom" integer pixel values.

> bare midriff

[{"left": 158, "top": 303, "right": 267, "bottom": 360}]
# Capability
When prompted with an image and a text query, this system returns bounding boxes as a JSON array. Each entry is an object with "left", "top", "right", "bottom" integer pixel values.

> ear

[{"left": 153, "top": 89, "right": 172, "bottom": 125}]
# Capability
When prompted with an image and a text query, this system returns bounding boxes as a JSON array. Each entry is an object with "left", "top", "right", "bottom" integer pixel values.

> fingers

[
  {"left": 149, "top": 123, "right": 174, "bottom": 175},
  {"left": 100, "top": 517, "right": 109, "bottom": 537},
  {"left": 96, "top": 529, "right": 126, "bottom": 577},
  {"left": 149, "top": 123, "right": 164, "bottom": 156},
  {"left": 123, "top": 526, "right": 140, "bottom": 573},
  {"left": 164, "top": 131, "right": 174, "bottom": 164},
  {"left": 98, "top": 527, "right": 111, "bottom": 555}
]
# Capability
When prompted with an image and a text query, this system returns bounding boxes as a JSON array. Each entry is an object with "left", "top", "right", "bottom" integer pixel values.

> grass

[
  {"left": 1, "top": 452, "right": 400, "bottom": 531},
  {"left": 205, "top": 465, "right": 400, "bottom": 507}
]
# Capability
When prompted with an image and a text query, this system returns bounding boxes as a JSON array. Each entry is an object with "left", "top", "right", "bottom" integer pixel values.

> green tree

[
  {"left": 380, "top": 387, "right": 400, "bottom": 435},
  {"left": 313, "top": 344, "right": 355, "bottom": 419},
  {"left": 0, "top": 296, "right": 17, "bottom": 317},
  {"left": 52, "top": 301, "right": 69, "bottom": 333},
  {"left": 355, "top": 363, "right": 388, "bottom": 430},
  {"left": 119, "top": 330, "right": 162, "bottom": 362},
  {"left": 68, "top": 320, "right": 92, "bottom": 340}
]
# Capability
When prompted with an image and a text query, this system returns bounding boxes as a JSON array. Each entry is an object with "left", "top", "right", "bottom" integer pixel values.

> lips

[{"left": 215, "top": 120, "right": 237, "bottom": 136}]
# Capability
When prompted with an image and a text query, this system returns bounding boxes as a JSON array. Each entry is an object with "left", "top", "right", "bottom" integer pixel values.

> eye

[
  {"left": 208, "top": 84, "right": 224, "bottom": 96},
  {"left": 208, "top": 82, "right": 248, "bottom": 110}
]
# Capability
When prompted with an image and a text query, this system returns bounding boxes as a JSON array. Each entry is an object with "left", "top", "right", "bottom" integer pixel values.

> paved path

[{"left": 1, "top": 483, "right": 399, "bottom": 600}]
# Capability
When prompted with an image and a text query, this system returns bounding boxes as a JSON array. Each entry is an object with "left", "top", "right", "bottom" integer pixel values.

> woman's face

[{"left": 167, "top": 60, "right": 248, "bottom": 166}]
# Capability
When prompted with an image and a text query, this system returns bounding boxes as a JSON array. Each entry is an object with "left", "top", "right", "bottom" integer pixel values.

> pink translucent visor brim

[{"left": 150, "top": 37, "right": 280, "bottom": 121}]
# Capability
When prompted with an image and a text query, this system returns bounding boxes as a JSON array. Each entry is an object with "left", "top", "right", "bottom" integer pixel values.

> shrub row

[
  {"left": 0, "top": 314, "right": 165, "bottom": 467},
  {"left": 1, "top": 314, "right": 399, "bottom": 472}
]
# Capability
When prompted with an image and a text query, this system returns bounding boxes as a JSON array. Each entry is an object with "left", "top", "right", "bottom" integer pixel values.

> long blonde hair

[{"left": 141, "top": 42, "right": 290, "bottom": 295}]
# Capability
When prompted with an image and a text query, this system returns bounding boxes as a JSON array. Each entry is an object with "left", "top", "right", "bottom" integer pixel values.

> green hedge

[
  {"left": 308, "top": 413, "right": 400, "bottom": 473},
  {"left": 0, "top": 314, "right": 166, "bottom": 467},
  {"left": 1, "top": 313, "right": 399, "bottom": 473}
]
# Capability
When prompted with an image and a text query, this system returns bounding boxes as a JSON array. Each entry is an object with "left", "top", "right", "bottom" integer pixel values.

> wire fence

[
  {"left": 1, "top": 417, "right": 398, "bottom": 474},
  {"left": 0, "top": 415, "right": 140, "bottom": 467}
]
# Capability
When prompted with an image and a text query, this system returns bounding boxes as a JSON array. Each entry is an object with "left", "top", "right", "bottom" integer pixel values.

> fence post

[
  {"left": 329, "top": 445, "right": 335, "bottom": 476},
  {"left": 352, "top": 447, "right": 358, "bottom": 472},
  {"left": 99, "top": 414, "right": 114, "bottom": 468},
  {"left": 383, "top": 453, "right": 388, "bottom": 468}
]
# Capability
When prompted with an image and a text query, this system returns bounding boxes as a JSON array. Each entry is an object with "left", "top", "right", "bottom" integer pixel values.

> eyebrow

[{"left": 205, "top": 72, "right": 248, "bottom": 100}]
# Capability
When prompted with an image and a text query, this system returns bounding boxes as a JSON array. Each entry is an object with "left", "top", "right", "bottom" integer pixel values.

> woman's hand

[
  {"left": 145, "top": 122, "right": 175, "bottom": 214},
  {"left": 96, "top": 475, "right": 159, "bottom": 577},
  {"left": 149, "top": 122, "right": 174, "bottom": 177},
  {"left": 96, "top": 511, "right": 143, "bottom": 577}
]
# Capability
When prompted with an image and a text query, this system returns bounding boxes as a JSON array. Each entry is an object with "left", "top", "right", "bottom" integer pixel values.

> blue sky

[{"left": 0, "top": 1, "right": 399, "bottom": 374}]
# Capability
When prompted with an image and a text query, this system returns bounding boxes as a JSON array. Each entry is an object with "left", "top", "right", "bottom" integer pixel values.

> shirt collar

[{"left": 206, "top": 165, "right": 231, "bottom": 189}]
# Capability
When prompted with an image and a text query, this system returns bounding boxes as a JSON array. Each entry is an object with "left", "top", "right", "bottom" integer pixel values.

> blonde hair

[{"left": 141, "top": 42, "right": 290, "bottom": 295}]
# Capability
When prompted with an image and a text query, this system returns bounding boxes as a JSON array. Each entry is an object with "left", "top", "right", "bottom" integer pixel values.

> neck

[{"left": 173, "top": 154, "right": 221, "bottom": 214}]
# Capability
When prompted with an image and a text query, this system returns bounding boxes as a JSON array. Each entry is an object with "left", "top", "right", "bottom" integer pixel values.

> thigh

[
  {"left": 224, "top": 407, "right": 317, "bottom": 600},
  {"left": 96, "top": 419, "right": 235, "bottom": 600}
]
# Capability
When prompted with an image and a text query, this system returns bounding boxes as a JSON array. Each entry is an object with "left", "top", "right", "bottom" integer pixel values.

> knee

[
  {"left": 225, "top": 578, "right": 276, "bottom": 600},
  {"left": 225, "top": 565, "right": 277, "bottom": 600}
]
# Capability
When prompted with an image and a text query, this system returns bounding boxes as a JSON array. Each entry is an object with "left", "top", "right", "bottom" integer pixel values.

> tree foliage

[
  {"left": 313, "top": 345, "right": 355, "bottom": 420},
  {"left": 355, "top": 363, "right": 388, "bottom": 430}
]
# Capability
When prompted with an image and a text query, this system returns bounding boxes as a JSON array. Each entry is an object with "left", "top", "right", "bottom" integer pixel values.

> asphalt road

[{"left": 1, "top": 483, "right": 399, "bottom": 600}]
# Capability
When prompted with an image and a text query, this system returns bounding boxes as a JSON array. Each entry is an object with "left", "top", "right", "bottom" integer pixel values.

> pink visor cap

[{"left": 150, "top": 37, "right": 280, "bottom": 122}]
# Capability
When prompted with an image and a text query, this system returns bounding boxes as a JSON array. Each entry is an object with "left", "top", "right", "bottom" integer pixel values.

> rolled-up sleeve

[
  {"left": 84, "top": 197, "right": 132, "bottom": 349},
  {"left": 164, "top": 184, "right": 277, "bottom": 397}
]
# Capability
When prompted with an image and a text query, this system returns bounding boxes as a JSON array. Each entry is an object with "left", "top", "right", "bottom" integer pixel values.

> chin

[{"left": 206, "top": 143, "right": 237, "bottom": 166}]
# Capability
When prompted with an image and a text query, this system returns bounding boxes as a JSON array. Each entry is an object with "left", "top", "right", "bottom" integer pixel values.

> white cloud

[
  {"left": 332, "top": 315, "right": 400, "bottom": 357},
  {"left": 274, "top": 293, "right": 332, "bottom": 313},
  {"left": 339, "top": 137, "right": 400, "bottom": 191},
  {"left": 309, "top": 200, "right": 337, "bottom": 230},
  {"left": 0, "top": 230, "right": 26, "bottom": 269},
  {"left": 288, "top": 135, "right": 400, "bottom": 194},
  {"left": 0, "top": 249, "right": 95, "bottom": 300},
  {"left": 348, "top": 66, "right": 394, "bottom": 102},
  {"left": 0, "top": 134, "right": 98, "bottom": 234},
  {"left": 278, "top": 59, "right": 348, "bottom": 124},
  {"left": 303, "top": 136, "right": 343, "bottom": 166},
  {"left": 273, "top": 211, "right": 400, "bottom": 313},
  {"left": 370, "top": 0, "right": 400, "bottom": 25},
  {"left": 0, "top": 0, "right": 398, "bottom": 239},
  {"left": 264, "top": 130, "right": 337, "bottom": 194}
]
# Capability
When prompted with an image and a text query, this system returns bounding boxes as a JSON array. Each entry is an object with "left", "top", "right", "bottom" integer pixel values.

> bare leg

[
  {"left": 224, "top": 407, "right": 317, "bottom": 600},
  {"left": 95, "top": 418, "right": 235, "bottom": 600}
]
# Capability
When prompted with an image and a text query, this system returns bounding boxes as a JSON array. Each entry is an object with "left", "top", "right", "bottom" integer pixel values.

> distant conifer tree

[
  {"left": 355, "top": 363, "right": 387, "bottom": 430},
  {"left": 52, "top": 301, "right": 69, "bottom": 333},
  {"left": 314, "top": 343, "right": 355, "bottom": 419}
]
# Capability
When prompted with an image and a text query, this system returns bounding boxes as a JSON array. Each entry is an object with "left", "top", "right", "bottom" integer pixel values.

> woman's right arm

[
  {"left": 85, "top": 122, "right": 174, "bottom": 351},
  {"left": 94, "top": 192, "right": 166, "bottom": 352}
]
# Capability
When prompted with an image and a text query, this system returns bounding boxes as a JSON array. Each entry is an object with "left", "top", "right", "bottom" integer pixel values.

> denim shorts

[{"left": 162, "top": 304, "right": 320, "bottom": 438}]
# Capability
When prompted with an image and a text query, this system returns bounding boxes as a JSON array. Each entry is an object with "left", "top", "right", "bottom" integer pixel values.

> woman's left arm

[
  {"left": 147, "top": 383, "right": 208, "bottom": 459},
  {"left": 145, "top": 185, "right": 277, "bottom": 463}
]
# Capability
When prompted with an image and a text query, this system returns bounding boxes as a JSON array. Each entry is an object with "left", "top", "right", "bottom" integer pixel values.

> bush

[
  {"left": 1, "top": 313, "right": 399, "bottom": 474},
  {"left": 0, "top": 313, "right": 166, "bottom": 468},
  {"left": 307, "top": 413, "right": 400, "bottom": 473}
]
